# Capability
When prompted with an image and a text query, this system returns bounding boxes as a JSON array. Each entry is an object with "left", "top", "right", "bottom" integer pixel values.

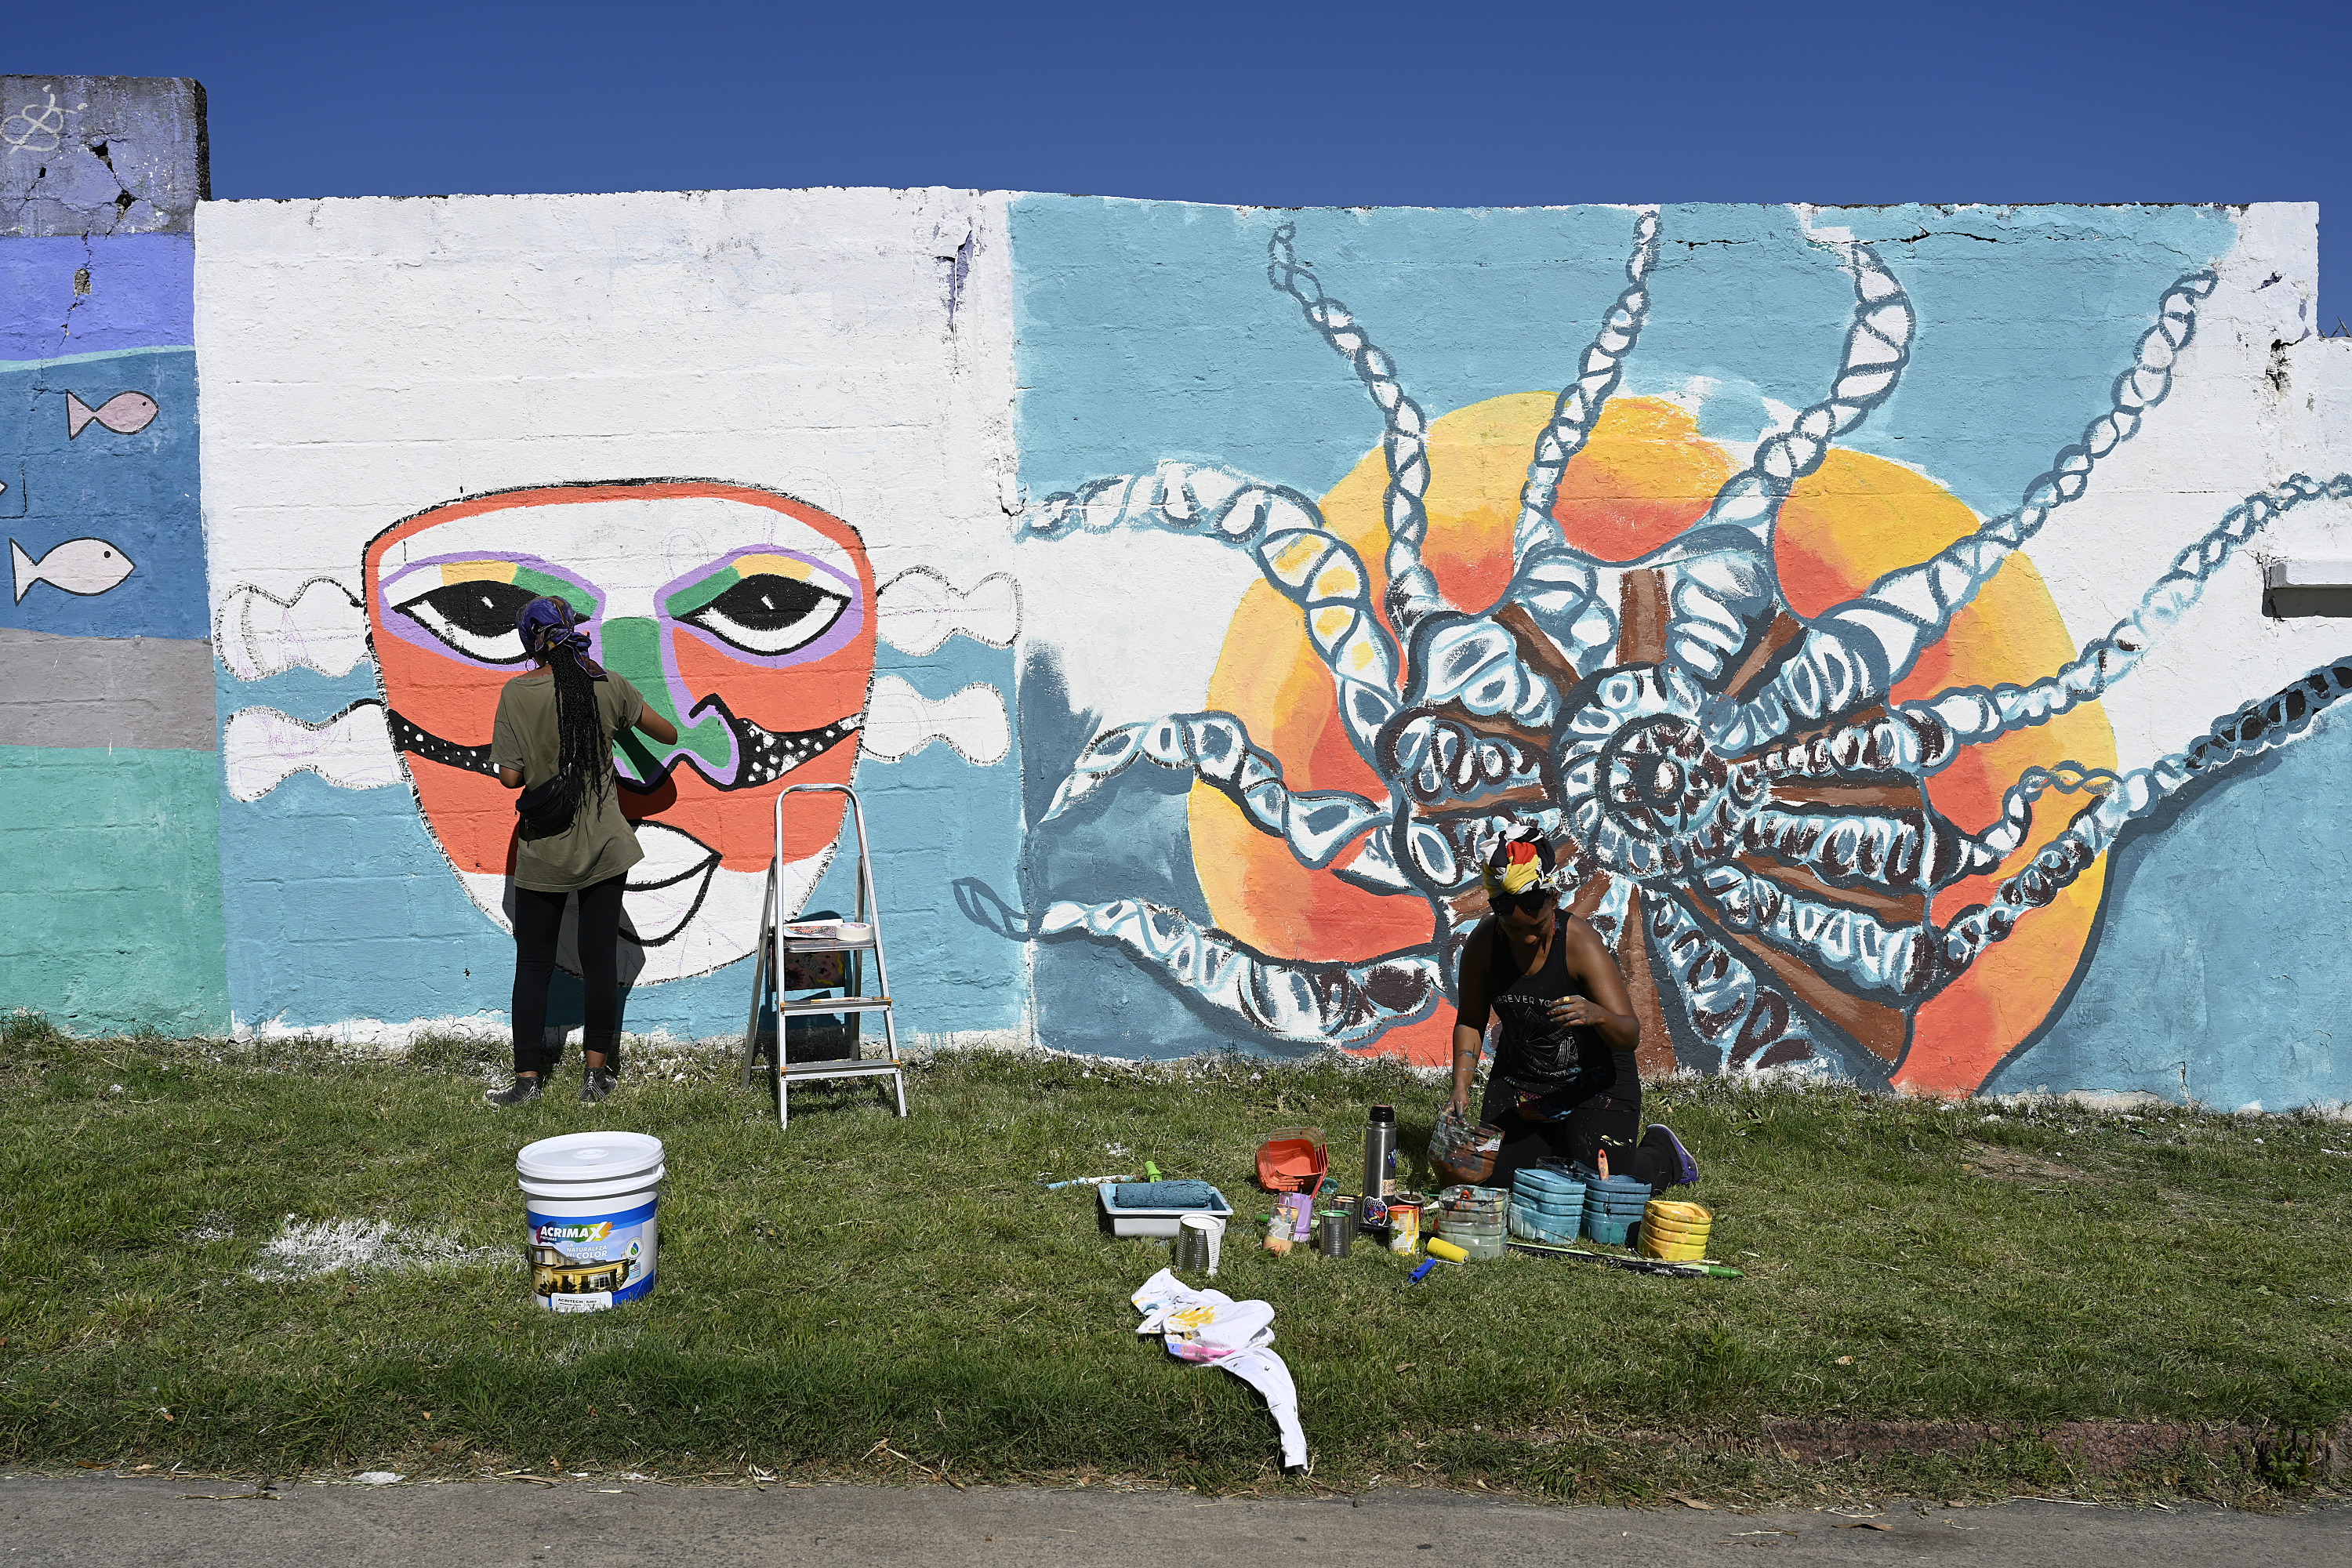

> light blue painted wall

[{"left": 1991, "top": 713, "right": 2352, "bottom": 1109}]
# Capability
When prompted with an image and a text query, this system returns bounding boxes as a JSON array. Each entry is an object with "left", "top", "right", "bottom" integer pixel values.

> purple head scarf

[{"left": 516, "top": 596, "right": 602, "bottom": 672}]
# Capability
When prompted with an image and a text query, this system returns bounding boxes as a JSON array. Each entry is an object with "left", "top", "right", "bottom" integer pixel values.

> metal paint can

[
  {"left": 1315, "top": 1210, "right": 1354, "bottom": 1257},
  {"left": 1387, "top": 1196, "right": 1423, "bottom": 1254},
  {"left": 1173, "top": 1212, "right": 1225, "bottom": 1276}
]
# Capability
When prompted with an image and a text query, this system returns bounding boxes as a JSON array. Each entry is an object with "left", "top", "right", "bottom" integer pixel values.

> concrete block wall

[
  {"left": 0, "top": 76, "right": 224, "bottom": 1034},
  {"left": 5, "top": 78, "right": 2350, "bottom": 1106},
  {"left": 198, "top": 189, "right": 1024, "bottom": 1049}
]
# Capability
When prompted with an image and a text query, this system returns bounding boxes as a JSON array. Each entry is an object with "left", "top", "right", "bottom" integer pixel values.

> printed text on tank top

[{"left": 1487, "top": 918, "right": 1600, "bottom": 1094}]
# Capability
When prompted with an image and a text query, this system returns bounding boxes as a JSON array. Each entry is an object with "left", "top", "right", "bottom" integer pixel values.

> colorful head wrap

[
  {"left": 1482, "top": 840, "right": 1546, "bottom": 898},
  {"left": 1477, "top": 841, "right": 1571, "bottom": 902},
  {"left": 516, "top": 595, "right": 598, "bottom": 669}
]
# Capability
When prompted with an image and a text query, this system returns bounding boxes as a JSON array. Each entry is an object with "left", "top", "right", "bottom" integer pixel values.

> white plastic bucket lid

[{"left": 517, "top": 1131, "right": 665, "bottom": 1200}]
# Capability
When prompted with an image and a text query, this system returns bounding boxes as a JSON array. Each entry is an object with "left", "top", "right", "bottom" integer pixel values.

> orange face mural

[
  {"left": 363, "top": 481, "right": 874, "bottom": 982},
  {"left": 1022, "top": 213, "right": 2266, "bottom": 1095}
]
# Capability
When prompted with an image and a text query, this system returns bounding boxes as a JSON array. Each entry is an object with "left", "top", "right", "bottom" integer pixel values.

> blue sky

[{"left": 20, "top": 0, "right": 2350, "bottom": 318}]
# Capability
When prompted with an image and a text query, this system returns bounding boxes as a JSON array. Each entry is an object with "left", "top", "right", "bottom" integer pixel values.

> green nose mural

[{"left": 599, "top": 616, "right": 731, "bottom": 782}]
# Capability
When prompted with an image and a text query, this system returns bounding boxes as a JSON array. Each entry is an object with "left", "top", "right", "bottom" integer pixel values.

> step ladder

[{"left": 739, "top": 782, "right": 907, "bottom": 1129}]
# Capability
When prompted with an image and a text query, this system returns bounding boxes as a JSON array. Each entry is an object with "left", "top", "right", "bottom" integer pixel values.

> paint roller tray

[{"left": 1098, "top": 1184, "right": 1235, "bottom": 1239}]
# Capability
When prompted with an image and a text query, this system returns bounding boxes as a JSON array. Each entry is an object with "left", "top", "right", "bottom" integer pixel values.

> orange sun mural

[
  {"left": 1023, "top": 212, "right": 2324, "bottom": 1095},
  {"left": 1192, "top": 390, "right": 2114, "bottom": 1090}
]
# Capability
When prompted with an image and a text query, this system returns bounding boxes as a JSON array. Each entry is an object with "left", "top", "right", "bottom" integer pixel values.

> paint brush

[{"left": 1506, "top": 1240, "right": 1740, "bottom": 1279}]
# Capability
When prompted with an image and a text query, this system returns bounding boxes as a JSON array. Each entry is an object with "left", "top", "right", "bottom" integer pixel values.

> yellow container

[
  {"left": 1645, "top": 1199, "right": 1712, "bottom": 1227},
  {"left": 1642, "top": 1213, "right": 1712, "bottom": 1242},
  {"left": 1641, "top": 1233, "right": 1711, "bottom": 1261}
]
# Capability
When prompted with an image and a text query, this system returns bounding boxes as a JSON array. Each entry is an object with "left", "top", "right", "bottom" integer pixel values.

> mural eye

[
  {"left": 679, "top": 573, "right": 848, "bottom": 656},
  {"left": 394, "top": 580, "right": 540, "bottom": 664}
]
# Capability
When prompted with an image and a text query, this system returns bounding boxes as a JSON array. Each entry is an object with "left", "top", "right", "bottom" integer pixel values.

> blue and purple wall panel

[{"left": 0, "top": 76, "right": 223, "bottom": 1033}]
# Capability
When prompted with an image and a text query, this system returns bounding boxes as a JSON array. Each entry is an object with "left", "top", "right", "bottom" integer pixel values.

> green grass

[{"left": 2, "top": 1008, "right": 2347, "bottom": 1505}]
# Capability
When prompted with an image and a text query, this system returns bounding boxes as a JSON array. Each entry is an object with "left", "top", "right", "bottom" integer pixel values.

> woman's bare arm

[
  {"left": 1553, "top": 916, "right": 1640, "bottom": 1053},
  {"left": 1449, "top": 922, "right": 1493, "bottom": 1115}
]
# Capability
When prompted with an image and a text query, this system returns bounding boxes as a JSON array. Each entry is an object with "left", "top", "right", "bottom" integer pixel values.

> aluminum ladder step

[{"left": 740, "top": 782, "right": 909, "bottom": 1130}]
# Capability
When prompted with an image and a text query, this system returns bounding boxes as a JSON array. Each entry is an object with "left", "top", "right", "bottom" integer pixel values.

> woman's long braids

[
  {"left": 517, "top": 597, "right": 615, "bottom": 808},
  {"left": 549, "top": 640, "right": 615, "bottom": 806}
]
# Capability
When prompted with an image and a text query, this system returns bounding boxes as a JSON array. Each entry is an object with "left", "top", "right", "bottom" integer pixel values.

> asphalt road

[{"left": 2, "top": 1476, "right": 2339, "bottom": 1566}]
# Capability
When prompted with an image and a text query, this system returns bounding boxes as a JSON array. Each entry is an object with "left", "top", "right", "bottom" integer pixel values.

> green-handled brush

[{"left": 1507, "top": 1240, "right": 1742, "bottom": 1279}]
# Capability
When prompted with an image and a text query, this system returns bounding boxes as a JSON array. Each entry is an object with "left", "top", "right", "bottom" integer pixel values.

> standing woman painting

[
  {"left": 1447, "top": 833, "right": 1701, "bottom": 1192},
  {"left": 484, "top": 597, "right": 679, "bottom": 1107}
]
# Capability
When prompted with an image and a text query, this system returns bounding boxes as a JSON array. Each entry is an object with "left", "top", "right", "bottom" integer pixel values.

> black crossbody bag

[{"left": 515, "top": 764, "right": 583, "bottom": 840}]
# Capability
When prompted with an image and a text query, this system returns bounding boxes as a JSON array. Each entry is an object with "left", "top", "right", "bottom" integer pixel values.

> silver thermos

[{"left": 1363, "top": 1104, "right": 1397, "bottom": 1201}]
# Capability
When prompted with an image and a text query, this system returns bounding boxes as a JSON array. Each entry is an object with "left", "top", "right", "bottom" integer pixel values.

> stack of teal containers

[
  {"left": 1581, "top": 1171, "right": 1653, "bottom": 1245},
  {"left": 1508, "top": 1166, "right": 1586, "bottom": 1243}
]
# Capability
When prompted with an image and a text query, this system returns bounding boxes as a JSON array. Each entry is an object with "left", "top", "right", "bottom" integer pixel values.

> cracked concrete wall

[
  {"left": 0, "top": 76, "right": 225, "bottom": 1034},
  {"left": 0, "top": 74, "right": 206, "bottom": 238}
]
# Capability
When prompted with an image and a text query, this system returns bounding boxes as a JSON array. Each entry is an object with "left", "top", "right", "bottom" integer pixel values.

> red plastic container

[{"left": 1255, "top": 1127, "right": 1329, "bottom": 1193}]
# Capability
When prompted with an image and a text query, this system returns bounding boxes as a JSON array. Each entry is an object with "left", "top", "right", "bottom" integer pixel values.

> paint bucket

[
  {"left": 1316, "top": 1210, "right": 1355, "bottom": 1257},
  {"left": 516, "top": 1131, "right": 665, "bottom": 1313}
]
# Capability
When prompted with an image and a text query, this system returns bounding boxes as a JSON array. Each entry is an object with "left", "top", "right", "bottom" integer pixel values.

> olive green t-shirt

[{"left": 490, "top": 670, "right": 648, "bottom": 895}]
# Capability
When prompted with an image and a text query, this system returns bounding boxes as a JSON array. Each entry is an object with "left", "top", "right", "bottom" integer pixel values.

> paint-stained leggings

[
  {"left": 1479, "top": 1051, "right": 1681, "bottom": 1192},
  {"left": 510, "top": 874, "right": 626, "bottom": 1075}
]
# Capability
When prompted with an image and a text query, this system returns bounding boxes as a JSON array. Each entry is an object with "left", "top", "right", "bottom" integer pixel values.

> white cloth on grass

[{"left": 1131, "top": 1268, "right": 1307, "bottom": 1469}]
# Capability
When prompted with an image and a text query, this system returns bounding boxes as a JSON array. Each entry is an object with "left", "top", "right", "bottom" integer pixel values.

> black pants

[
  {"left": 510, "top": 874, "right": 626, "bottom": 1075},
  {"left": 1479, "top": 1051, "right": 1679, "bottom": 1192}
]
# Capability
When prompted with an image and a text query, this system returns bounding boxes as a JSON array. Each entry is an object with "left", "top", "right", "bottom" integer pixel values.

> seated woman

[{"left": 1446, "top": 833, "right": 1700, "bottom": 1192}]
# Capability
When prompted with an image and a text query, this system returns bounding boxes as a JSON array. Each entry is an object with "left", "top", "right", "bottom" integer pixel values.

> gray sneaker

[
  {"left": 485, "top": 1076, "right": 542, "bottom": 1108},
  {"left": 579, "top": 1067, "right": 618, "bottom": 1105}
]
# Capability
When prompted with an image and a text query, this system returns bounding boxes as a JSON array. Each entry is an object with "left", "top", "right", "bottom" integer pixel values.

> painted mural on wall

[
  {"left": 0, "top": 74, "right": 226, "bottom": 1036},
  {"left": 1011, "top": 199, "right": 2352, "bottom": 1098},
  {"left": 8, "top": 150, "right": 2346, "bottom": 1109},
  {"left": 199, "top": 189, "right": 1024, "bottom": 1042}
]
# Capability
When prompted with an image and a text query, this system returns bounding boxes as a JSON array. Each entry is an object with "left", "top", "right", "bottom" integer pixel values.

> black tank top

[{"left": 1487, "top": 920, "right": 1602, "bottom": 1094}]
